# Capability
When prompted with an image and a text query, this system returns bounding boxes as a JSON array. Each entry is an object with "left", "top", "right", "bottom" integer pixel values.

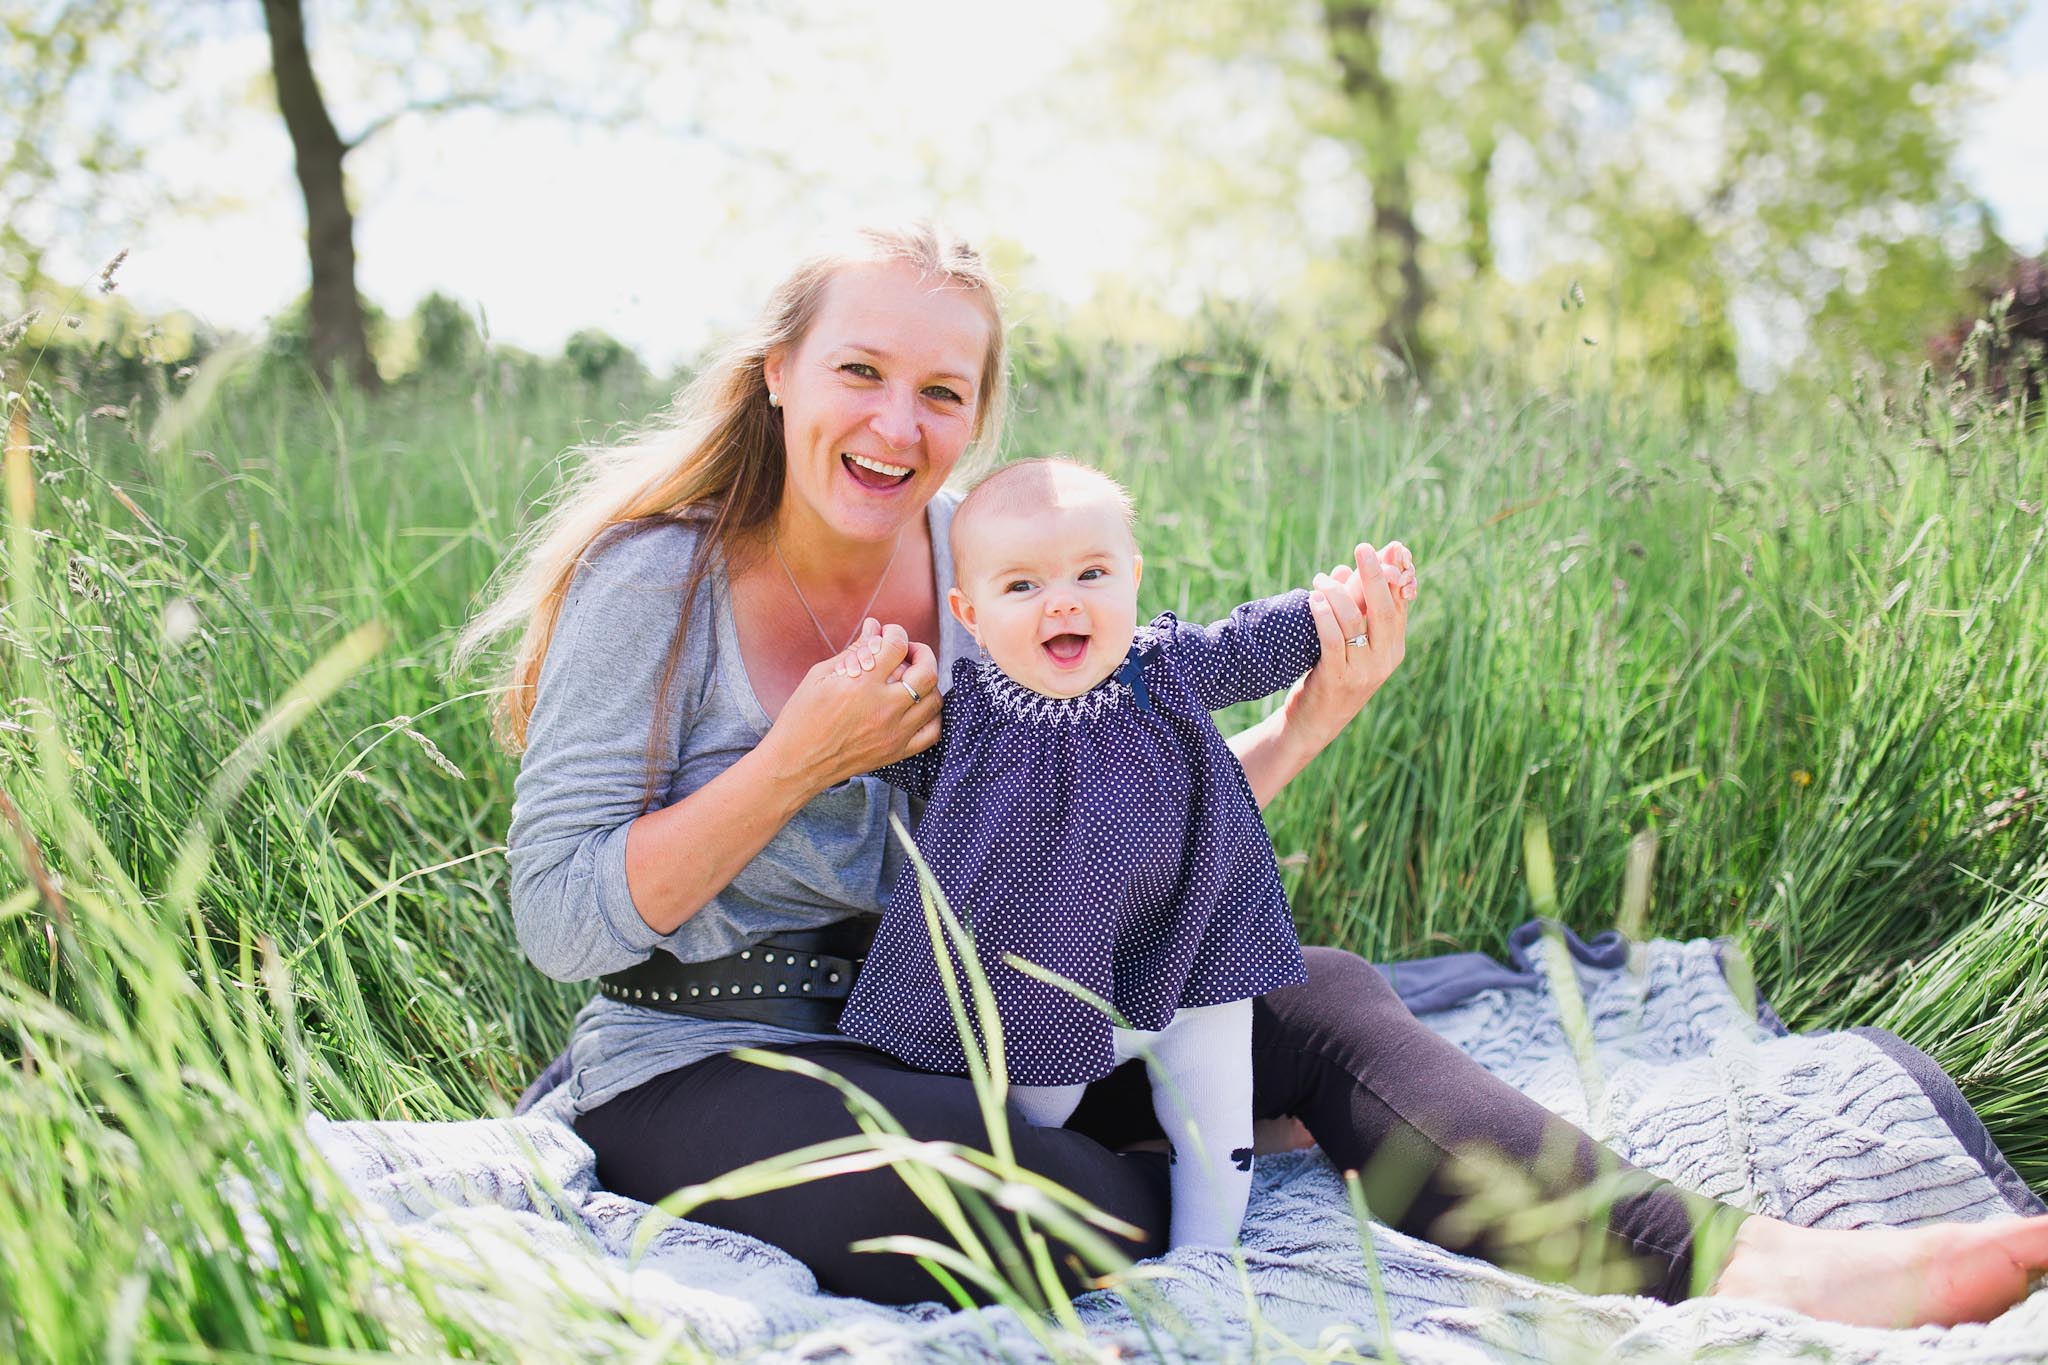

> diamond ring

[{"left": 1345, "top": 633, "right": 1370, "bottom": 648}]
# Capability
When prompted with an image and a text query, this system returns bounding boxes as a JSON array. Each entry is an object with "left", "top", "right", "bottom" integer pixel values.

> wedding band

[
  {"left": 901, "top": 680, "right": 924, "bottom": 704},
  {"left": 1345, "top": 633, "right": 1370, "bottom": 648}
]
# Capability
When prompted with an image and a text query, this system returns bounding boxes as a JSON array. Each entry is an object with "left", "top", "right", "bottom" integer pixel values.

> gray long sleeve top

[{"left": 508, "top": 490, "right": 971, "bottom": 1113}]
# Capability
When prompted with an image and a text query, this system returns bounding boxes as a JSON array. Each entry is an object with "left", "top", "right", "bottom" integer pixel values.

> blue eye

[
  {"left": 923, "top": 385, "right": 963, "bottom": 403},
  {"left": 1079, "top": 567, "right": 1106, "bottom": 581},
  {"left": 842, "top": 362, "right": 879, "bottom": 379},
  {"left": 1005, "top": 580, "right": 1035, "bottom": 594}
]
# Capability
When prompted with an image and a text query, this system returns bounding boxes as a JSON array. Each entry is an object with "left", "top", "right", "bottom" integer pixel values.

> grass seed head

[
  {"left": 98, "top": 249, "right": 129, "bottom": 293},
  {"left": 387, "top": 716, "right": 466, "bottom": 781},
  {"left": 161, "top": 597, "right": 200, "bottom": 646},
  {"left": 0, "top": 309, "right": 42, "bottom": 350}
]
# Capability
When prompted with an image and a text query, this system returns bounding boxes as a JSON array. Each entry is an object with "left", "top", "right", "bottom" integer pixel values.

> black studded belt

[{"left": 597, "top": 915, "right": 878, "bottom": 1032}]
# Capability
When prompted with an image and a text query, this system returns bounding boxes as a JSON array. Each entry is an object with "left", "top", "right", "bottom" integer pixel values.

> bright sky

[{"left": 39, "top": 0, "right": 2048, "bottom": 372}]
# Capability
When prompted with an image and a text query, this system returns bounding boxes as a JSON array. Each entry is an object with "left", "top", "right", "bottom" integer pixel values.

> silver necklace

[{"left": 770, "top": 526, "right": 905, "bottom": 653}]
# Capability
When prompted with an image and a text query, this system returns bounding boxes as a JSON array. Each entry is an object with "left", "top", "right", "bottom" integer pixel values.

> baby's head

[{"left": 949, "top": 459, "right": 1143, "bottom": 698}]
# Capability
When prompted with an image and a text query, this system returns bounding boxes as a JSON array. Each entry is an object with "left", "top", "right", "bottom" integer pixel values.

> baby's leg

[
  {"left": 1122, "top": 999, "right": 1255, "bottom": 1250},
  {"left": 1009, "top": 1083, "right": 1087, "bottom": 1128}
]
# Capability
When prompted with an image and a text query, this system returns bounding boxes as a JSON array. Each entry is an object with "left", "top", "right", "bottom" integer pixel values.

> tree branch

[{"left": 345, "top": 92, "right": 620, "bottom": 153}]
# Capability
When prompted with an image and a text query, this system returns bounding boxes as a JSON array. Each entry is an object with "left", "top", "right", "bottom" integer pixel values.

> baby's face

[{"left": 950, "top": 498, "right": 1143, "bottom": 698}]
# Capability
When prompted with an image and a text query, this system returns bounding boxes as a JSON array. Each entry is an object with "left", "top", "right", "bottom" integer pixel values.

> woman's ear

[
  {"left": 762, "top": 347, "right": 787, "bottom": 400},
  {"left": 947, "top": 586, "right": 977, "bottom": 634}
]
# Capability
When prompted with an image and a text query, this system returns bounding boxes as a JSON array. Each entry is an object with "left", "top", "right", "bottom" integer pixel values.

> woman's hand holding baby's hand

[
  {"left": 832, "top": 617, "right": 889, "bottom": 679},
  {"left": 771, "top": 619, "right": 940, "bottom": 792},
  {"left": 1294, "top": 540, "right": 1415, "bottom": 741}
]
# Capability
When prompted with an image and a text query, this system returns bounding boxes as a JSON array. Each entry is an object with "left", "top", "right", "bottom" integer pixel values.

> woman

[{"left": 465, "top": 224, "right": 2048, "bottom": 1324}]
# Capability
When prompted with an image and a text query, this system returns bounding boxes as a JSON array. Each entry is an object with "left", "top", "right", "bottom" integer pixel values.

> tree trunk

[
  {"left": 1321, "top": 0, "right": 1430, "bottom": 379},
  {"left": 1464, "top": 1, "right": 1538, "bottom": 285},
  {"left": 1465, "top": 134, "right": 1496, "bottom": 279},
  {"left": 261, "top": 0, "right": 378, "bottom": 392}
]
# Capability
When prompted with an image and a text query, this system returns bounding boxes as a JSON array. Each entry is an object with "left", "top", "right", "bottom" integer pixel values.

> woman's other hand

[
  {"left": 1296, "top": 540, "right": 1412, "bottom": 737},
  {"left": 779, "top": 621, "right": 940, "bottom": 790}
]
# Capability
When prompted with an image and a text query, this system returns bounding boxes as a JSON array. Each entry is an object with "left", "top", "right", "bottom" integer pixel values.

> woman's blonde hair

[{"left": 456, "top": 223, "right": 1008, "bottom": 753}]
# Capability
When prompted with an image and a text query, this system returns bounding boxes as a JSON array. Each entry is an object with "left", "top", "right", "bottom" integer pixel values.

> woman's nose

[{"left": 869, "top": 384, "right": 919, "bottom": 450}]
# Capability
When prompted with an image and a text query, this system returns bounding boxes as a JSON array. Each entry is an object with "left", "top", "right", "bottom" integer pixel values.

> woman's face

[{"left": 764, "top": 260, "right": 990, "bottom": 546}]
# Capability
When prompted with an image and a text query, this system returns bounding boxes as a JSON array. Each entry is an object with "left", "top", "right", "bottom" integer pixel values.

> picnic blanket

[{"left": 306, "top": 923, "right": 2048, "bottom": 1361}]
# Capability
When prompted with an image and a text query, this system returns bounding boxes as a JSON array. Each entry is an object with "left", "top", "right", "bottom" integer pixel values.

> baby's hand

[
  {"left": 832, "top": 617, "right": 885, "bottom": 678},
  {"left": 831, "top": 618, "right": 916, "bottom": 685},
  {"left": 1378, "top": 541, "right": 1418, "bottom": 603}
]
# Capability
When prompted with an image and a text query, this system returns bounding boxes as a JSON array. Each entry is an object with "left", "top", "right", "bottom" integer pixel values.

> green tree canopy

[{"left": 1110, "top": 0, "right": 2017, "bottom": 382}]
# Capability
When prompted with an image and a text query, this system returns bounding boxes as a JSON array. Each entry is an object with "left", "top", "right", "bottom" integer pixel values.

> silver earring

[
  {"left": 976, "top": 637, "right": 989, "bottom": 663},
  {"left": 767, "top": 391, "right": 780, "bottom": 408}
]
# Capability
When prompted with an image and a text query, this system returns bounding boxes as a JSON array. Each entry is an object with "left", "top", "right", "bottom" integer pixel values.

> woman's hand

[
  {"left": 1229, "top": 541, "right": 1415, "bottom": 808},
  {"left": 769, "top": 619, "right": 940, "bottom": 793},
  {"left": 1295, "top": 540, "right": 1414, "bottom": 738},
  {"left": 618, "top": 620, "right": 937, "bottom": 938}
]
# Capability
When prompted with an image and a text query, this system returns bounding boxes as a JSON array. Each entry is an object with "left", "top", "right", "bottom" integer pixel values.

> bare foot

[{"left": 1712, "top": 1213, "right": 2048, "bottom": 1328}]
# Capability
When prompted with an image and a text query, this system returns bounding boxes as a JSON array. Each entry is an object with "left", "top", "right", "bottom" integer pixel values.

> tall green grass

[{"left": 1, "top": 347, "right": 2043, "bottom": 1358}]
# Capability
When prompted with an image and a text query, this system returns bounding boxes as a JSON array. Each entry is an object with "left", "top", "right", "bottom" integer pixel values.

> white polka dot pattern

[{"left": 840, "top": 591, "right": 1323, "bottom": 1086}]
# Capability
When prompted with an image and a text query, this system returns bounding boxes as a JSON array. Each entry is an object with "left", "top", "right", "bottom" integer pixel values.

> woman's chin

[{"left": 817, "top": 483, "right": 928, "bottom": 541}]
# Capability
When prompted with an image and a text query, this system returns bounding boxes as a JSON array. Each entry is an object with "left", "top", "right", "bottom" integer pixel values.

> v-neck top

[{"left": 836, "top": 591, "right": 1322, "bottom": 1086}]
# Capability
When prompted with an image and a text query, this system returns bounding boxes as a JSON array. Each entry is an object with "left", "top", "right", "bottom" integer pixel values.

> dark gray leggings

[{"left": 573, "top": 947, "right": 1744, "bottom": 1305}]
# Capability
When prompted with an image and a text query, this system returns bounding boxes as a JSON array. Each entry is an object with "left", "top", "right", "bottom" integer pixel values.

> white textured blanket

[{"left": 307, "top": 933, "right": 2048, "bottom": 1361}]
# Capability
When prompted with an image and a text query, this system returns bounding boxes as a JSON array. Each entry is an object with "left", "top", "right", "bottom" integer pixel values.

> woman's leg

[
  {"left": 573, "top": 1040, "right": 1168, "bottom": 1306},
  {"left": 1245, "top": 946, "right": 1737, "bottom": 1301},
  {"left": 1216, "top": 946, "right": 2048, "bottom": 1325}
]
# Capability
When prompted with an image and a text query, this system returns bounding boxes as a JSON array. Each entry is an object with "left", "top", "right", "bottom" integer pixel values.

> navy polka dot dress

[{"left": 837, "top": 590, "right": 1323, "bottom": 1086}]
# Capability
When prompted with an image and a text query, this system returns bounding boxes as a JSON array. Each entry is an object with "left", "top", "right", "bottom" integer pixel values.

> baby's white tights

[{"left": 1009, "top": 998, "right": 1254, "bottom": 1251}]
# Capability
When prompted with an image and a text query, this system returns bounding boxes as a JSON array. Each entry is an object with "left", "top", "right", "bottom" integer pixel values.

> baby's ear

[
  {"left": 947, "top": 586, "right": 977, "bottom": 632},
  {"left": 1131, "top": 552, "right": 1143, "bottom": 592}
]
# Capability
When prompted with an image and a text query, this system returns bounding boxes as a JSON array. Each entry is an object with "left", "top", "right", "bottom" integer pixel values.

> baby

[{"left": 834, "top": 458, "right": 1415, "bottom": 1251}]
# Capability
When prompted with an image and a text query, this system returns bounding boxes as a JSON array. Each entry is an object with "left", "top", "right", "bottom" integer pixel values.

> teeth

[{"left": 847, "top": 453, "right": 912, "bottom": 478}]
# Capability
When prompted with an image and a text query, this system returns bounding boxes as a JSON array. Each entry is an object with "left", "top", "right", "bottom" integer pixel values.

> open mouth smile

[
  {"left": 841, "top": 452, "right": 914, "bottom": 490},
  {"left": 1042, "top": 633, "right": 1091, "bottom": 667}
]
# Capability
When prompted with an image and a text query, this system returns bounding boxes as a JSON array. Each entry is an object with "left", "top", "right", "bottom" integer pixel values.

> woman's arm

[
  {"left": 1229, "top": 542, "right": 1411, "bottom": 810},
  {"left": 507, "top": 530, "right": 938, "bottom": 981},
  {"left": 622, "top": 630, "right": 939, "bottom": 935}
]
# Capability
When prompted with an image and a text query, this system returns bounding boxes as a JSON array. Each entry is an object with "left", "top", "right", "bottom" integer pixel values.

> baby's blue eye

[
  {"left": 1079, "top": 568, "right": 1106, "bottom": 581},
  {"left": 1005, "top": 580, "right": 1034, "bottom": 594}
]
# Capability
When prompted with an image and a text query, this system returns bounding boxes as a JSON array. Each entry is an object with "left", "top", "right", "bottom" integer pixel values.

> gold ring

[{"left": 901, "top": 680, "right": 924, "bottom": 704}]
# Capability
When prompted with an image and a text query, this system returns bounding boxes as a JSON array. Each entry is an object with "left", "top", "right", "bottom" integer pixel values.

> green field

[{"left": 2, "top": 348, "right": 2044, "bottom": 1357}]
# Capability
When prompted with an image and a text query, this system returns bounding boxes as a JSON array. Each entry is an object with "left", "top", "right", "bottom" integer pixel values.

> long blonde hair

[{"left": 457, "top": 223, "right": 1009, "bottom": 753}]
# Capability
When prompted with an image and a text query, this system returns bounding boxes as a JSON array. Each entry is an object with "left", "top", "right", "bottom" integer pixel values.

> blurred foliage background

[{"left": 4, "top": 0, "right": 2044, "bottom": 400}]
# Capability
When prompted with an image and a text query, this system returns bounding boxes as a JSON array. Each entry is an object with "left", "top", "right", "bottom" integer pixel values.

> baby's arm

[
  {"left": 1157, "top": 590, "right": 1322, "bottom": 710},
  {"left": 1165, "top": 540, "right": 1420, "bottom": 711}
]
